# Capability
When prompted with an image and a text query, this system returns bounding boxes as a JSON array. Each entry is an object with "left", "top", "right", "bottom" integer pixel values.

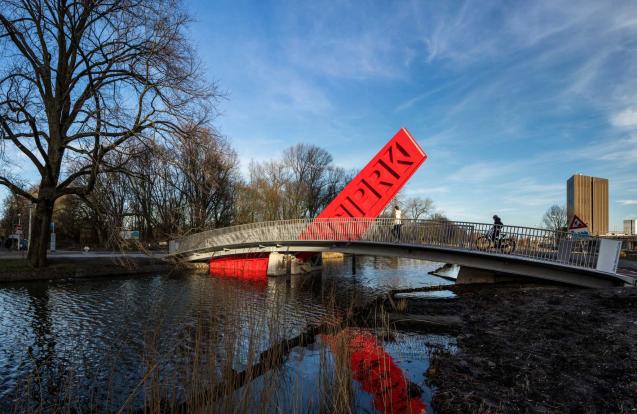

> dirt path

[{"left": 406, "top": 284, "right": 637, "bottom": 413}]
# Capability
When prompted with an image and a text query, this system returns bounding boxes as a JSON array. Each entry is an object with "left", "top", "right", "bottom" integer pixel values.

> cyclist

[{"left": 491, "top": 215, "right": 503, "bottom": 242}]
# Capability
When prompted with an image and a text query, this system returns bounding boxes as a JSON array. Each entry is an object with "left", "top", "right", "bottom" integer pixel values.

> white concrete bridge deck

[{"left": 169, "top": 218, "right": 633, "bottom": 288}]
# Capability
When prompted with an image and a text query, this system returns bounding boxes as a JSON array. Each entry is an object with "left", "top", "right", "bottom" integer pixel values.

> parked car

[{"left": 5, "top": 235, "right": 28, "bottom": 250}]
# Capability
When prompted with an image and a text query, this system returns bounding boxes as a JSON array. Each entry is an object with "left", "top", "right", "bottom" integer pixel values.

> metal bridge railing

[{"left": 170, "top": 218, "right": 620, "bottom": 273}]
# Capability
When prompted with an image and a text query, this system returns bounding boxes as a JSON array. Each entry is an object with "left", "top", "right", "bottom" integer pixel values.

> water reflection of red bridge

[{"left": 323, "top": 329, "right": 426, "bottom": 414}]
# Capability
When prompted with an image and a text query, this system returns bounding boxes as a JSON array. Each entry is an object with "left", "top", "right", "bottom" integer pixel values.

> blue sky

[
  {"left": 3, "top": 0, "right": 637, "bottom": 229},
  {"left": 185, "top": 0, "right": 637, "bottom": 229}
]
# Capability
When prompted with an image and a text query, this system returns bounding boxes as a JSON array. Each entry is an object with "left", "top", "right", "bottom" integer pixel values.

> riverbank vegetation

[
  {"left": 0, "top": 256, "right": 171, "bottom": 282},
  {"left": 0, "top": 1, "right": 440, "bottom": 268},
  {"left": 0, "top": 140, "right": 437, "bottom": 255},
  {"left": 0, "top": 0, "right": 218, "bottom": 267}
]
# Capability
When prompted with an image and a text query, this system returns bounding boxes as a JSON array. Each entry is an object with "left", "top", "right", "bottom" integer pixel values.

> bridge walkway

[{"left": 170, "top": 218, "right": 632, "bottom": 288}]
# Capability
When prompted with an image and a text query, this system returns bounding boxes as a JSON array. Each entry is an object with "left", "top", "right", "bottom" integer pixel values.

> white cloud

[
  {"left": 618, "top": 200, "right": 637, "bottom": 205},
  {"left": 448, "top": 163, "right": 497, "bottom": 184},
  {"left": 285, "top": 34, "right": 403, "bottom": 80},
  {"left": 0, "top": 144, "right": 40, "bottom": 183},
  {"left": 417, "top": 0, "right": 637, "bottom": 67},
  {"left": 259, "top": 68, "right": 332, "bottom": 115},
  {"left": 404, "top": 186, "right": 449, "bottom": 196},
  {"left": 564, "top": 135, "right": 637, "bottom": 165},
  {"left": 612, "top": 107, "right": 637, "bottom": 128},
  {"left": 278, "top": 2, "right": 412, "bottom": 80},
  {"left": 397, "top": 0, "right": 637, "bottom": 143},
  {"left": 449, "top": 160, "right": 537, "bottom": 184},
  {"left": 499, "top": 179, "right": 564, "bottom": 208}
]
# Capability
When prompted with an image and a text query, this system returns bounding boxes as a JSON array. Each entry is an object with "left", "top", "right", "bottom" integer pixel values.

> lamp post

[
  {"left": 27, "top": 203, "right": 35, "bottom": 254},
  {"left": 17, "top": 212, "right": 22, "bottom": 251}
]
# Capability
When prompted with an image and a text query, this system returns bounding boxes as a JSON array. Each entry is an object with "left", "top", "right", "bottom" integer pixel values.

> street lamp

[
  {"left": 27, "top": 203, "right": 35, "bottom": 254},
  {"left": 17, "top": 212, "right": 22, "bottom": 251}
]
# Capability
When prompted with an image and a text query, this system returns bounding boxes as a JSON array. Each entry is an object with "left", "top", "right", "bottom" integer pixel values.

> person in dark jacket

[{"left": 491, "top": 215, "right": 503, "bottom": 242}]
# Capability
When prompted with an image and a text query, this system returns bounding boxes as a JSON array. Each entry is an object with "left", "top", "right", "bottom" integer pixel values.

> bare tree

[
  {"left": 133, "top": 142, "right": 186, "bottom": 241},
  {"left": 245, "top": 160, "right": 288, "bottom": 221},
  {"left": 80, "top": 152, "right": 133, "bottom": 248},
  {"left": 0, "top": 0, "right": 214, "bottom": 266},
  {"left": 172, "top": 125, "right": 240, "bottom": 231},
  {"left": 238, "top": 144, "right": 350, "bottom": 222},
  {"left": 283, "top": 143, "right": 340, "bottom": 218},
  {"left": 404, "top": 196, "right": 434, "bottom": 220},
  {"left": 51, "top": 195, "right": 84, "bottom": 247},
  {"left": 380, "top": 191, "right": 406, "bottom": 218},
  {"left": 542, "top": 205, "right": 567, "bottom": 232},
  {"left": 381, "top": 194, "right": 436, "bottom": 221}
]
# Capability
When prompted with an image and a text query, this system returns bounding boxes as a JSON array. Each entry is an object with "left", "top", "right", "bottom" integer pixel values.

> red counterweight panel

[
  {"left": 209, "top": 254, "right": 269, "bottom": 280},
  {"left": 300, "top": 128, "right": 427, "bottom": 241}
]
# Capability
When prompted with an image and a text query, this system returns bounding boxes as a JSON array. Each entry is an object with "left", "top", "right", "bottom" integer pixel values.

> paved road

[{"left": 0, "top": 249, "right": 167, "bottom": 260}]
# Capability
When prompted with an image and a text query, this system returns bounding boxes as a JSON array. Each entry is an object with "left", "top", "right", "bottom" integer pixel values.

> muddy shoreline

[{"left": 404, "top": 284, "right": 637, "bottom": 413}]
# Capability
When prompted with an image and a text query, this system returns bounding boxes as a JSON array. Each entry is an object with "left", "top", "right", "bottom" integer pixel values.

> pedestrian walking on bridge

[{"left": 392, "top": 205, "right": 402, "bottom": 241}]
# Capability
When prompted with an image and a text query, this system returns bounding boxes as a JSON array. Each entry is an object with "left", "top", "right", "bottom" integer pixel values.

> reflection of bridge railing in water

[{"left": 171, "top": 218, "right": 621, "bottom": 273}]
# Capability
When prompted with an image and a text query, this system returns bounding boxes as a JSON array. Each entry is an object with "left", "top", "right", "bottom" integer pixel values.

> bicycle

[{"left": 475, "top": 229, "right": 517, "bottom": 254}]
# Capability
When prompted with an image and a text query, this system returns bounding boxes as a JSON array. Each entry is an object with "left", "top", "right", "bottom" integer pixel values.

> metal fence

[{"left": 171, "top": 218, "right": 618, "bottom": 272}]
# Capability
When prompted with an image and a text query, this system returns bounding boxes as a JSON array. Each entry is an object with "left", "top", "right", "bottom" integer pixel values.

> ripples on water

[{"left": 0, "top": 256, "right": 455, "bottom": 412}]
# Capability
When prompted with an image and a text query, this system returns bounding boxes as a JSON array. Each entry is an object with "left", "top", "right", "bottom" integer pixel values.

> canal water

[{"left": 0, "top": 256, "right": 455, "bottom": 413}]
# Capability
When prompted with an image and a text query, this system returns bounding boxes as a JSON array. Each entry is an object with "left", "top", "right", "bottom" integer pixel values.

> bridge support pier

[
  {"left": 266, "top": 252, "right": 290, "bottom": 276},
  {"left": 266, "top": 252, "right": 322, "bottom": 276}
]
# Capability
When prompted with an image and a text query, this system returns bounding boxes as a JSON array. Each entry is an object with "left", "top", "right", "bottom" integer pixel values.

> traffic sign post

[{"left": 568, "top": 214, "right": 589, "bottom": 239}]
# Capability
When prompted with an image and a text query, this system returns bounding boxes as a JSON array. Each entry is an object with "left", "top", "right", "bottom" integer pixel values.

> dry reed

[{"left": 10, "top": 276, "right": 428, "bottom": 414}]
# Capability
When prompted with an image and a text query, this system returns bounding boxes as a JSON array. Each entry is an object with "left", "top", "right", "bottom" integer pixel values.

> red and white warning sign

[
  {"left": 568, "top": 215, "right": 589, "bottom": 238},
  {"left": 15, "top": 224, "right": 23, "bottom": 235}
]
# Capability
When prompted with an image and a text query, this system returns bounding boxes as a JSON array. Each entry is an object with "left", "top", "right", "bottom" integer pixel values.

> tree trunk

[{"left": 26, "top": 200, "right": 54, "bottom": 268}]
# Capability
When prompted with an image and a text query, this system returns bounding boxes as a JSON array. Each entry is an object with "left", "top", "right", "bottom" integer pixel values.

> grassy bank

[{"left": 0, "top": 256, "right": 176, "bottom": 282}]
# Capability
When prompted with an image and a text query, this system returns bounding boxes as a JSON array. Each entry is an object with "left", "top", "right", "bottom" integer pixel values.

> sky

[
  {"left": 3, "top": 0, "right": 637, "bottom": 229},
  {"left": 182, "top": 0, "right": 637, "bottom": 229}
]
